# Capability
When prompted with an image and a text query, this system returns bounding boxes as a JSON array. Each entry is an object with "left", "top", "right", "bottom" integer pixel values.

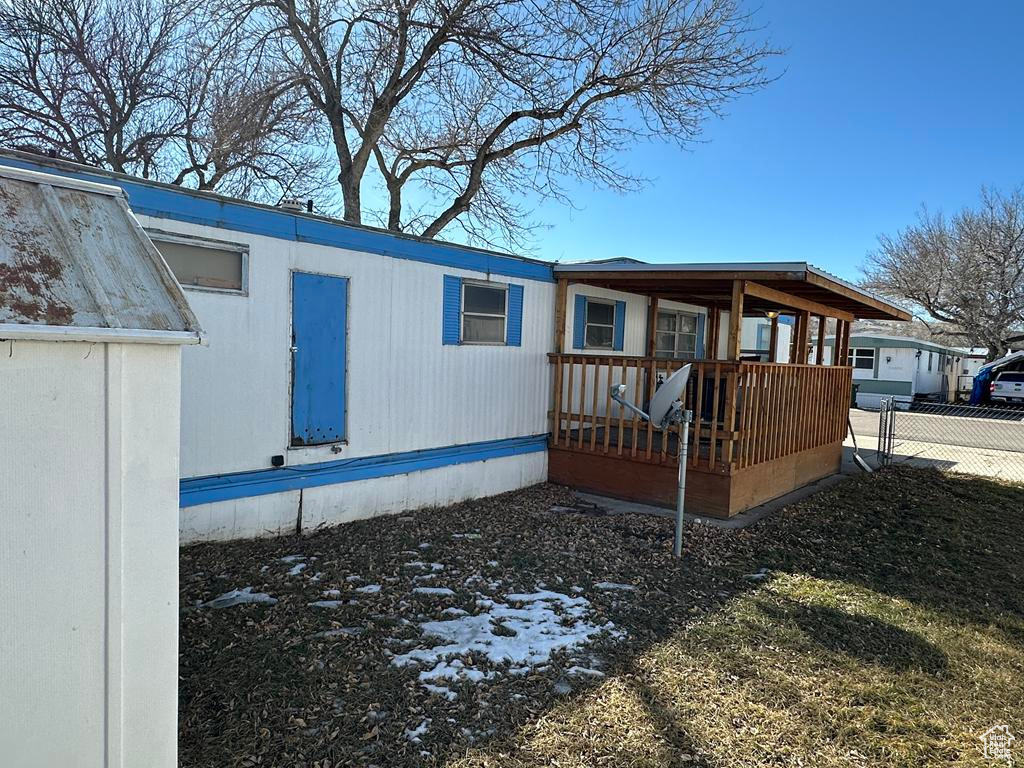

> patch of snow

[
  {"left": 422, "top": 683, "right": 457, "bottom": 700},
  {"left": 203, "top": 587, "right": 277, "bottom": 609},
  {"left": 418, "top": 542, "right": 432, "bottom": 549},
  {"left": 486, "top": 560, "right": 499, "bottom": 567},
  {"left": 405, "top": 719, "right": 431, "bottom": 743},
  {"left": 403, "top": 561, "right": 445, "bottom": 571},
  {"left": 287, "top": 562, "right": 308, "bottom": 576},
  {"left": 393, "top": 589, "right": 617, "bottom": 692},
  {"left": 309, "top": 600, "right": 345, "bottom": 609},
  {"left": 312, "top": 627, "right": 364, "bottom": 638},
  {"left": 451, "top": 532, "right": 481, "bottom": 539},
  {"left": 594, "top": 581, "right": 635, "bottom": 591},
  {"left": 442, "top": 607, "right": 468, "bottom": 616},
  {"left": 355, "top": 584, "right": 381, "bottom": 594},
  {"left": 310, "top": 572, "right": 324, "bottom": 581},
  {"left": 413, "top": 587, "right": 455, "bottom": 596},
  {"left": 280, "top": 555, "right": 305, "bottom": 563},
  {"left": 322, "top": 589, "right": 342, "bottom": 598},
  {"left": 565, "top": 666, "right": 605, "bottom": 678},
  {"left": 570, "top": 586, "right": 584, "bottom": 593},
  {"left": 345, "top": 575, "right": 362, "bottom": 582}
]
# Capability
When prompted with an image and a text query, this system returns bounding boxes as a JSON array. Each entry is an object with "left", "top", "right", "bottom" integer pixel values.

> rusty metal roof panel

[{"left": 0, "top": 166, "right": 202, "bottom": 339}]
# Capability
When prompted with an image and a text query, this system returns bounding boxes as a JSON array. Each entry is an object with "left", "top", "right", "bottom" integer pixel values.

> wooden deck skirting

[{"left": 547, "top": 354, "right": 853, "bottom": 517}]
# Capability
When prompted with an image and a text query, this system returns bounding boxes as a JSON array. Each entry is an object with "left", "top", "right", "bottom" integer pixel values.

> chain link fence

[{"left": 875, "top": 399, "right": 1024, "bottom": 481}]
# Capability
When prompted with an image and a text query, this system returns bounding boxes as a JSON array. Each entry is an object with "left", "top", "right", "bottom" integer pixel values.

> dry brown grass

[{"left": 179, "top": 467, "right": 1024, "bottom": 767}]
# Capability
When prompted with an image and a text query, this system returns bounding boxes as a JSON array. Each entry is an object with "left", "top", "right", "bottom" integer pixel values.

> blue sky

[{"left": 526, "top": 0, "right": 1024, "bottom": 281}]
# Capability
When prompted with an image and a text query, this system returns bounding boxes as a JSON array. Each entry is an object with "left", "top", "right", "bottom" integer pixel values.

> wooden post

[
  {"left": 815, "top": 315, "right": 827, "bottom": 364},
  {"left": 768, "top": 315, "right": 779, "bottom": 362},
  {"left": 554, "top": 278, "right": 568, "bottom": 354},
  {"left": 728, "top": 280, "right": 744, "bottom": 361},
  {"left": 646, "top": 297, "right": 659, "bottom": 358},
  {"left": 831, "top": 319, "right": 844, "bottom": 365},
  {"left": 707, "top": 307, "right": 721, "bottom": 360},
  {"left": 840, "top": 320, "right": 851, "bottom": 363},
  {"left": 796, "top": 310, "right": 810, "bottom": 363},
  {"left": 788, "top": 314, "right": 799, "bottom": 363}
]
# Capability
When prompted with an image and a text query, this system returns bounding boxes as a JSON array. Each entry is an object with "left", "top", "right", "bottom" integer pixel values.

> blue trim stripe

[
  {"left": 442, "top": 275, "right": 462, "bottom": 344},
  {"left": 179, "top": 434, "right": 548, "bottom": 507},
  {"left": 506, "top": 283, "right": 524, "bottom": 346},
  {"left": 0, "top": 155, "right": 554, "bottom": 283}
]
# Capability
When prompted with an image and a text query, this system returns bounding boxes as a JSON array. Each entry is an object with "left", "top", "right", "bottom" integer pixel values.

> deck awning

[{"left": 554, "top": 261, "right": 911, "bottom": 321}]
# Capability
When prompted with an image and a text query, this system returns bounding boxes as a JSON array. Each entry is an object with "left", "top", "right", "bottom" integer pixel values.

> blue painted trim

[
  {"left": 0, "top": 155, "right": 554, "bottom": 283},
  {"left": 778, "top": 315, "right": 796, "bottom": 326},
  {"left": 442, "top": 275, "right": 462, "bottom": 344},
  {"left": 506, "top": 283, "right": 524, "bottom": 346},
  {"left": 573, "top": 295, "right": 587, "bottom": 349},
  {"left": 612, "top": 300, "right": 626, "bottom": 351},
  {"left": 179, "top": 434, "right": 548, "bottom": 507}
]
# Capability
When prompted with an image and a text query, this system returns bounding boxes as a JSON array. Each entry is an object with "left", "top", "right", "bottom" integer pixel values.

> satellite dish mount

[{"left": 610, "top": 364, "right": 693, "bottom": 558}]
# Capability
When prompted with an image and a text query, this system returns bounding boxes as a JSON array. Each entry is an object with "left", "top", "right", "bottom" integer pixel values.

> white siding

[
  {"left": 181, "top": 451, "right": 547, "bottom": 543},
  {"left": 136, "top": 216, "right": 555, "bottom": 480},
  {"left": 0, "top": 340, "right": 180, "bottom": 768}
]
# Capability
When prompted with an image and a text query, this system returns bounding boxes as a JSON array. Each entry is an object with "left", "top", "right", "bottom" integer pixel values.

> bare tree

[
  {"left": 240, "top": 0, "right": 777, "bottom": 245},
  {"left": 863, "top": 188, "right": 1024, "bottom": 361},
  {"left": 0, "top": 0, "right": 322, "bottom": 200}
]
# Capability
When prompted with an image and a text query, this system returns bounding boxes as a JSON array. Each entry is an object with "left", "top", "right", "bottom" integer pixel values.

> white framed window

[
  {"left": 148, "top": 230, "right": 247, "bottom": 294},
  {"left": 584, "top": 299, "right": 615, "bottom": 349},
  {"left": 847, "top": 348, "right": 875, "bottom": 370},
  {"left": 461, "top": 280, "right": 507, "bottom": 343},
  {"left": 655, "top": 310, "right": 698, "bottom": 359}
]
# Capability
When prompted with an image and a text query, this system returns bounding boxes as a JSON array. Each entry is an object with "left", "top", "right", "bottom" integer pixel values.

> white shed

[{"left": 0, "top": 167, "right": 202, "bottom": 767}]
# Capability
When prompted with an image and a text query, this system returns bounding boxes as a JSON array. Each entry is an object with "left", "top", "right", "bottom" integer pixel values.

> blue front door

[{"left": 291, "top": 271, "right": 348, "bottom": 446}]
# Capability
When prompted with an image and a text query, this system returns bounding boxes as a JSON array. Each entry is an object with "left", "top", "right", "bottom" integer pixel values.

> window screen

[
  {"left": 462, "top": 282, "right": 507, "bottom": 343},
  {"left": 153, "top": 237, "right": 245, "bottom": 292},
  {"left": 584, "top": 300, "right": 615, "bottom": 349},
  {"left": 655, "top": 311, "right": 698, "bottom": 358}
]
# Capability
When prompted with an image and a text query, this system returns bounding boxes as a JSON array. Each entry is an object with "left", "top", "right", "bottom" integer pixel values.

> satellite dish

[
  {"left": 608, "top": 362, "right": 694, "bottom": 559},
  {"left": 649, "top": 363, "right": 692, "bottom": 427}
]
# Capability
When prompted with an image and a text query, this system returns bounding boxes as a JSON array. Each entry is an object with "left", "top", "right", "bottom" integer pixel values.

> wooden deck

[{"left": 547, "top": 355, "right": 852, "bottom": 517}]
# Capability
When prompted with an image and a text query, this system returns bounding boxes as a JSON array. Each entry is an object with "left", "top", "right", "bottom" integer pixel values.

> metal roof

[
  {"left": 553, "top": 261, "right": 911, "bottom": 321},
  {"left": 0, "top": 166, "right": 202, "bottom": 343}
]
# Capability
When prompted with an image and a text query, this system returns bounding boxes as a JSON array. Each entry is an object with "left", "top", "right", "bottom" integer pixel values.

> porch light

[{"left": 765, "top": 310, "right": 779, "bottom": 319}]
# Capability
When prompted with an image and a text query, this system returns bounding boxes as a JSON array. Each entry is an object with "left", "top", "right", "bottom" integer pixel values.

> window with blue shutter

[
  {"left": 443, "top": 275, "right": 521, "bottom": 346},
  {"left": 574, "top": 295, "right": 627, "bottom": 351}
]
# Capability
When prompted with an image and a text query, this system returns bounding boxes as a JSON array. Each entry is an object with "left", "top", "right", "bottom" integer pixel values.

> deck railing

[{"left": 548, "top": 354, "right": 852, "bottom": 473}]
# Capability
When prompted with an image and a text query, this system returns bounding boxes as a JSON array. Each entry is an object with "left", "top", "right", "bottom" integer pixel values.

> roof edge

[{"left": 0, "top": 324, "right": 204, "bottom": 345}]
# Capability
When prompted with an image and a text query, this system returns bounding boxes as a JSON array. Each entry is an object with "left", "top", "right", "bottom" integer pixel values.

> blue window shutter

[
  {"left": 442, "top": 275, "right": 462, "bottom": 345},
  {"left": 696, "top": 312, "right": 706, "bottom": 358},
  {"left": 573, "top": 295, "right": 587, "bottom": 349},
  {"left": 613, "top": 300, "right": 626, "bottom": 351},
  {"left": 507, "top": 283, "right": 523, "bottom": 346}
]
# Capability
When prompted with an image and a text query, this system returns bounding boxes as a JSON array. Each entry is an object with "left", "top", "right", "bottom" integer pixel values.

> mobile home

[
  {"left": 814, "top": 334, "right": 970, "bottom": 409},
  {"left": 0, "top": 151, "right": 909, "bottom": 530}
]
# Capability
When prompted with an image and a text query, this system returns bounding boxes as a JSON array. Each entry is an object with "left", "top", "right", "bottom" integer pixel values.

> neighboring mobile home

[
  {"left": 813, "top": 334, "right": 971, "bottom": 409},
  {"left": 0, "top": 151, "right": 909, "bottom": 530}
]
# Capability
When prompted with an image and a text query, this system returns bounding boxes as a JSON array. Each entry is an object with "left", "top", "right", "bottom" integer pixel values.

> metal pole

[{"left": 673, "top": 410, "right": 692, "bottom": 559}]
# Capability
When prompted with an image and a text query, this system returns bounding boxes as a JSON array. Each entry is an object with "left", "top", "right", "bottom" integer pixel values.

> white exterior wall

[
  {"left": 135, "top": 215, "right": 555, "bottom": 476},
  {"left": 182, "top": 451, "right": 546, "bottom": 542},
  {"left": 0, "top": 340, "right": 181, "bottom": 768},
  {"left": 136, "top": 215, "right": 554, "bottom": 540}
]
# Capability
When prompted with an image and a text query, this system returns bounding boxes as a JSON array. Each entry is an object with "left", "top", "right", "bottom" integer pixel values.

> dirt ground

[{"left": 179, "top": 467, "right": 1024, "bottom": 767}]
